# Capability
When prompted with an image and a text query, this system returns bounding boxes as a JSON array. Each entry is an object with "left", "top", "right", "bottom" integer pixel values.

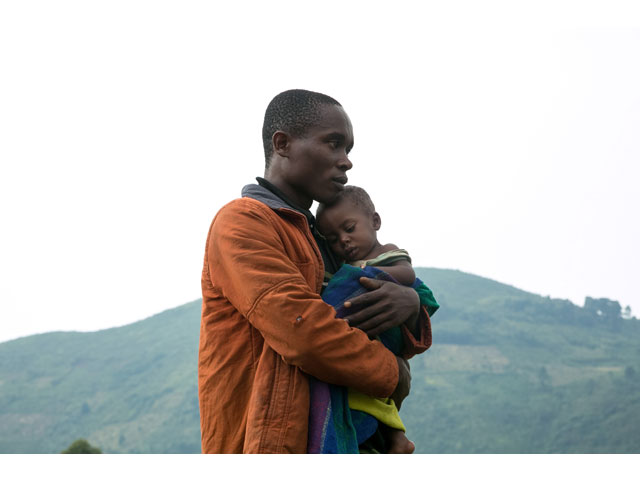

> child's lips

[{"left": 345, "top": 246, "right": 358, "bottom": 260}]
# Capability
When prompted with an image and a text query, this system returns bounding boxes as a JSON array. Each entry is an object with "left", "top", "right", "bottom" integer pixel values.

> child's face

[{"left": 317, "top": 198, "right": 381, "bottom": 263}]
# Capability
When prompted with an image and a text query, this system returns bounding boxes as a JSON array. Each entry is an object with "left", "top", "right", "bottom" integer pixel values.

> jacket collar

[{"left": 242, "top": 178, "right": 315, "bottom": 226}]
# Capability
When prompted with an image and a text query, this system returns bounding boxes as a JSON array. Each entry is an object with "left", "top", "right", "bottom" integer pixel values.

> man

[{"left": 198, "top": 90, "right": 432, "bottom": 453}]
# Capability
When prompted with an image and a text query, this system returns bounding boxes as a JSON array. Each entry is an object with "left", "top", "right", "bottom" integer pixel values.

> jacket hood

[{"left": 241, "top": 183, "right": 291, "bottom": 211}]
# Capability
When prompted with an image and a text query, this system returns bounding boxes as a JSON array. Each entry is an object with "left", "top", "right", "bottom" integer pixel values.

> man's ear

[
  {"left": 272, "top": 131, "right": 291, "bottom": 158},
  {"left": 372, "top": 212, "right": 381, "bottom": 231}
]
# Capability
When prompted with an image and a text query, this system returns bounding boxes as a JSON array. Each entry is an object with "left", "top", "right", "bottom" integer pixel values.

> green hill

[
  {"left": 1, "top": 268, "right": 638, "bottom": 453},
  {"left": 0, "top": 302, "right": 201, "bottom": 454}
]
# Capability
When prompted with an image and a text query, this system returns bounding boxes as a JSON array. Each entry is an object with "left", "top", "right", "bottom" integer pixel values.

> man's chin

[{"left": 317, "top": 190, "right": 341, "bottom": 206}]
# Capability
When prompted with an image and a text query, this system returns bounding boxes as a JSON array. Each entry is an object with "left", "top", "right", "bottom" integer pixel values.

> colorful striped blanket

[{"left": 307, "top": 264, "right": 438, "bottom": 453}]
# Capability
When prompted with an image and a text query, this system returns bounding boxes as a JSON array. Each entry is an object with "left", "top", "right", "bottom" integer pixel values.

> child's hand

[{"left": 343, "top": 277, "right": 420, "bottom": 337}]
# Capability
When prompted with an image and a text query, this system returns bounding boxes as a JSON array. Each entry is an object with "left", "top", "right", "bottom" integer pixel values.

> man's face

[
  {"left": 317, "top": 198, "right": 381, "bottom": 263},
  {"left": 283, "top": 104, "right": 354, "bottom": 208}
]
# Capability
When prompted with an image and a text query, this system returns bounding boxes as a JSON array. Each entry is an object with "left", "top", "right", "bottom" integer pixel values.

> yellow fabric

[
  {"left": 348, "top": 389, "right": 406, "bottom": 431},
  {"left": 350, "top": 248, "right": 412, "bottom": 268}
]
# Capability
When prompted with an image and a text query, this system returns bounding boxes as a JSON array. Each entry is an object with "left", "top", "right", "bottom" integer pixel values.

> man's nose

[{"left": 337, "top": 154, "right": 352, "bottom": 171}]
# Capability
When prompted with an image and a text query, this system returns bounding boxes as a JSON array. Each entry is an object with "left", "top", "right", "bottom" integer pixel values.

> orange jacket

[{"left": 198, "top": 185, "right": 431, "bottom": 453}]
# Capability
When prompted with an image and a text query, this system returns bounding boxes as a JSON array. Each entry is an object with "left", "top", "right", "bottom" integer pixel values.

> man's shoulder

[
  {"left": 220, "top": 196, "right": 268, "bottom": 211},
  {"left": 214, "top": 197, "right": 274, "bottom": 223},
  {"left": 211, "top": 184, "right": 307, "bottom": 234},
  {"left": 214, "top": 183, "right": 289, "bottom": 214},
  {"left": 214, "top": 196, "right": 299, "bottom": 226}
]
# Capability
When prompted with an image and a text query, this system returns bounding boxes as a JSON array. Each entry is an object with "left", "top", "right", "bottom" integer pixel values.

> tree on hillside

[
  {"left": 61, "top": 438, "right": 102, "bottom": 454},
  {"left": 584, "top": 297, "right": 621, "bottom": 319}
]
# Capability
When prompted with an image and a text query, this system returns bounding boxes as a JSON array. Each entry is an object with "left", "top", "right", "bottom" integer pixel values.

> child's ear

[
  {"left": 273, "top": 131, "right": 291, "bottom": 158},
  {"left": 372, "top": 212, "right": 381, "bottom": 231}
]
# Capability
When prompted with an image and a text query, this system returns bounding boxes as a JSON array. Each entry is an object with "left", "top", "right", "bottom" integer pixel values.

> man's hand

[
  {"left": 391, "top": 356, "right": 411, "bottom": 411},
  {"left": 343, "top": 277, "right": 420, "bottom": 337}
]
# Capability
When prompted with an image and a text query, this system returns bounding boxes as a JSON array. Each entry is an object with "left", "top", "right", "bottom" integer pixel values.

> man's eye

[
  {"left": 345, "top": 225, "right": 355, "bottom": 233},
  {"left": 328, "top": 140, "right": 339, "bottom": 148}
]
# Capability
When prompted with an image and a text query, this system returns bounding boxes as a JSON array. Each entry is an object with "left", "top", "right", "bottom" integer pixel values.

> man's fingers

[
  {"left": 348, "top": 308, "right": 401, "bottom": 336},
  {"left": 345, "top": 301, "right": 387, "bottom": 326},
  {"left": 349, "top": 315, "right": 383, "bottom": 334},
  {"left": 342, "top": 277, "right": 418, "bottom": 336},
  {"left": 361, "top": 319, "right": 396, "bottom": 338},
  {"left": 359, "top": 276, "right": 385, "bottom": 288},
  {"left": 344, "top": 283, "right": 385, "bottom": 309},
  {"left": 343, "top": 278, "right": 384, "bottom": 310}
]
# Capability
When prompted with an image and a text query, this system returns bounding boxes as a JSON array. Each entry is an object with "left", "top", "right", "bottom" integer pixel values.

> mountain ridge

[{"left": 1, "top": 267, "right": 638, "bottom": 453}]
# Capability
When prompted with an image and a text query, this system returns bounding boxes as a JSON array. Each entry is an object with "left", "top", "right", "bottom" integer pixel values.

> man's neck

[
  {"left": 263, "top": 171, "right": 312, "bottom": 210},
  {"left": 258, "top": 177, "right": 312, "bottom": 214}
]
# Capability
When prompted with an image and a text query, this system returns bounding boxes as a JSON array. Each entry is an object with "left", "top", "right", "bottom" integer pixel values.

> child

[{"left": 316, "top": 185, "right": 434, "bottom": 454}]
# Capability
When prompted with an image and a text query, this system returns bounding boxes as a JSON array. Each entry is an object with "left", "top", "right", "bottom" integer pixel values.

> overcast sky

[{"left": 1, "top": 1, "right": 639, "bottom": 343}]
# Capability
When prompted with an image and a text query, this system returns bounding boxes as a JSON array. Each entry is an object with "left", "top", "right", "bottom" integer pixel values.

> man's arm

[{"left": 208, "top": 199, "right": 399, "bottom": 398}]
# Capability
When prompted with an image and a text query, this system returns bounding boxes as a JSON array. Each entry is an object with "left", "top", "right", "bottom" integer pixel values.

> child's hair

[{"left": 317, "top": 185, "right": 376, "bottom": 218}]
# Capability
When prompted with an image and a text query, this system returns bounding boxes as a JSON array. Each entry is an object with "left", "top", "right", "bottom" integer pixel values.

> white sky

[{"left": 1, "top": 1, "right": 639, "bottom": 343}]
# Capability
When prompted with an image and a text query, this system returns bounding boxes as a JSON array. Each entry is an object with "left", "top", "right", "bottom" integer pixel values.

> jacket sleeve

[
  {"left": 207, "top": 200, "right": 399, "bottom": 399},
  {"left": 401, "top": 307, "right": 432, "bottom": 360}
]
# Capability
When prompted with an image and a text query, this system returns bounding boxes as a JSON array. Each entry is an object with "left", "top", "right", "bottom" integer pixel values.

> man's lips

[{"left": 332, "top": 176, "right": 348, "bottom": 186}]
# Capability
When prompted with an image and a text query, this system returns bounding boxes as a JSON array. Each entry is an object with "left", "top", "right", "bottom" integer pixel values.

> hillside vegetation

[
  {"left": 1, "top": 268, "right": 638, "bottom": 453},
  {"left": 404, "top": 268, "right": 640, "bottom": 453}
]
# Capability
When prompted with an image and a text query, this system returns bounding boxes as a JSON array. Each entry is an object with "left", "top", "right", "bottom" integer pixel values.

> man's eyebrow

[{"left": 325, "top": 132, "right": 345, "bottom": 141}]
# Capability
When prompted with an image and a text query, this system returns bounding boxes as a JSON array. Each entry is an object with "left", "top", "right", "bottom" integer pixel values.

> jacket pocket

[{"left": 253, "top": 353, "right": 295, "bottom": 453}]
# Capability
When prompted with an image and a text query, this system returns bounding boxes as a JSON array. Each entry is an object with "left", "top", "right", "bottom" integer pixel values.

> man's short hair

[
  {"left": 262, "top": 89, "right": 341, "bottom": 168},
  {"left": 317, "top": 185, "right": 376, "bottom": 219}
]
